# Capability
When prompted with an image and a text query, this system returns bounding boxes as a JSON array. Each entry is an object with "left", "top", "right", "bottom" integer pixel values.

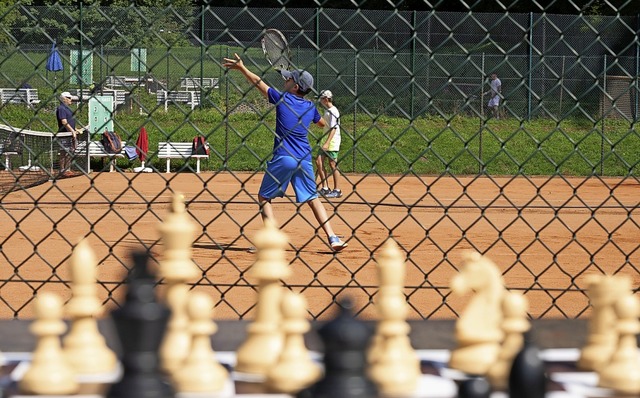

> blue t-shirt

[
  {"left": 267, "top": 88, "right": 321, "bottom": 160},
  {"left": 56, "top": 104, "right": 75, "bottom": 132}
]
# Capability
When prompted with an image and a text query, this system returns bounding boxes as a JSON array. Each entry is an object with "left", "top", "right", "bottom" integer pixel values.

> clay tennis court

[{"left": 1, "top": 171, "right": 638, "bottom": 320}]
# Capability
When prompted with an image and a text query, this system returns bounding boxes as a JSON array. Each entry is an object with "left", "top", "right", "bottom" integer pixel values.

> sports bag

[
  {"left": 192, "top": 135, "right": 210, "bottom": 155},
  {"left": 101, "top": 130, "right": 122, "bottom": 154}
]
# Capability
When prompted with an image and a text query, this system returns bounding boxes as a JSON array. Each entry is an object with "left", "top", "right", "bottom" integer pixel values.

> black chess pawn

[
  {"left": 458, "top": 376, "right": 491, "bottom": 398},
  {"left": 106, "top": 251, "right": 174, "bottom": 398},
  {"left": 297, "top": 297, "right": 378, "bottom": 398},
  {"left": 508, "top": 331, "right": 546, "bottom": 398}
]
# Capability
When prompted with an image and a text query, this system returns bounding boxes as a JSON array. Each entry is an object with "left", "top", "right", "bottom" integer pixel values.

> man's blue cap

[{"left": 281, "top": 69, "right": 314, "bottom": 92}]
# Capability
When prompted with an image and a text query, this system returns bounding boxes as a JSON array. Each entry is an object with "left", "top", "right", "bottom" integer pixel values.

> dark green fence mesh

[{"left": 0, "top": 2, "right": 638, "bottom": 320}]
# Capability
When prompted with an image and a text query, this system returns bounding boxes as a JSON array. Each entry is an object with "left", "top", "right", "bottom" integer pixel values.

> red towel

[{"left": 135, "top": 127, "right": 149, "bottom": 161}]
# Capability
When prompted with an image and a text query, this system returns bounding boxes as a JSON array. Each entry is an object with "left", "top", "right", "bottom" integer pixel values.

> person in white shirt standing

[
  {"left": 485, "top": 73, "right": 502, "bottom": 119},
  {"left": 315, "top": 90, "right": 343, "bottom": 198}
]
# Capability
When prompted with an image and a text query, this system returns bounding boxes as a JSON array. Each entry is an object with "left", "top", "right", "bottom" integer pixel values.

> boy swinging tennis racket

[{"left": 223, "top": 46, "right": 348, "bottom": 252}]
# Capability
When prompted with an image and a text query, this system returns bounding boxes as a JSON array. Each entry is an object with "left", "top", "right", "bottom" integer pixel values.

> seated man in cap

[{"left": 222, "top": 53, "right": 348, "bottom": 252}]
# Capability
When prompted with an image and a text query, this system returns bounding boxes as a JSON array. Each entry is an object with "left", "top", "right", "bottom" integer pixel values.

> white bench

[
  {"left": 156, "top": 90, "right": 201, "bottom": 111},
  {"left": 157, "top": 142, "right": 209, "bottom": 173},
  {"left": 0, "top": 144, "right": 17, "bottom": 169},
  {"left": 0, "top": 88, "right": 40, "bottom": 107},
  {"left": 180, "top": 77, "right": 219, "bottom": 90},
  {"left": 104, "top": 76, "right": 130, "bottom": 88},
  {"left": 74, "top": 89, "right": 129, "bottom": 109},
  {"left": 75, "top": 140, "right": 125, "bottom": 172},
  {"left": 105, "top": 75, "right": 152, "bottom": 90}
]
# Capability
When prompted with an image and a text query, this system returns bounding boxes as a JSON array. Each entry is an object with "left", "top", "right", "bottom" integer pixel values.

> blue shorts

[{"left": 259, "top": 154, "right": 318, "bottom": 203}]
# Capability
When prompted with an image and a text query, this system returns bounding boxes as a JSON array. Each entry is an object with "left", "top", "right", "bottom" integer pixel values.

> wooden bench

[
  {"left": 180, "top": 77, "right": 219, "bottom": 91},
  {"left": 75, "top": 140, "right": 125, "bottom": 172},
  {"left": 157, "top": 142, "right": 209, "bottom": 173},
  {"left": 0, "top": 89, "right": 40, "bottom": 108},
  {"left": 156, "top": 90, "right": 201, "bottom": 111}
]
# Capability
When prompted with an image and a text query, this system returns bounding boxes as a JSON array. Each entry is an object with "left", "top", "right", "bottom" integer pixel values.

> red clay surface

[{"left": 1, "top": 171, "right": 638, "bottom": 320}]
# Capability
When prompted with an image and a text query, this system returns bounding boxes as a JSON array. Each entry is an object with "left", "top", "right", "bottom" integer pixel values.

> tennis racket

[{"left": 261, "top": 28, "right": 291, "bottom": 71}]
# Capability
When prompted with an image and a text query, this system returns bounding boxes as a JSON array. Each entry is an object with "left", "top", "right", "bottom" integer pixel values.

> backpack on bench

[
  {"left": 192, "top": 135, "right": 210, "bottom": 155},
  {"left": 101, "top": 130, "right": 122, "bottom": 154}
]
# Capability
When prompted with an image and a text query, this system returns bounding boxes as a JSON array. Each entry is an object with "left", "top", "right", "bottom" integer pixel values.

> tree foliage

[
  {"left": 192, "top": 0, "right": 639, "bottom": 15},
  {"left": 16, "top": 1, "right": 195, "bottom": 47},
  {"left": 7, "top": 0, "right": 638, "bottom": 49},
  {"left": 23, "top": 0, "right": 640, "bottom": 14},
  {"left": 0, "top": 0, "right": 32, "bottom": 47}
]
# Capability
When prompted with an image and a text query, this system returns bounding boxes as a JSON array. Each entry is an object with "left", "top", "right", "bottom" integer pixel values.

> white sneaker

[{"left": 329, "top": 236, "right": 348, "bottom": 252}]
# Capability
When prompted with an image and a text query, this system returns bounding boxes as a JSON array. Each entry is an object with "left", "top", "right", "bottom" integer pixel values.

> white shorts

[{"left": 488, "top": 95, "right": 500, "bottom": 108}]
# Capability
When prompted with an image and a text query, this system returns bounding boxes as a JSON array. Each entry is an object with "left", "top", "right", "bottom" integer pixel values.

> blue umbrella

[{"left": 46, "top": 40, "right": 63, "bottom": 83}]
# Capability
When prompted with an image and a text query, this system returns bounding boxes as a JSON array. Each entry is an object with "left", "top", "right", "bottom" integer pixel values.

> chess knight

[{"left": 448, "top": 251, "right": 505, "bottom": 375}]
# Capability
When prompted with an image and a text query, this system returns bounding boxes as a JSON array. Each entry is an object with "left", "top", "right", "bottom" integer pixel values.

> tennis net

[{"left": 0, "top": 123, "right": 86, "bottom": 194}]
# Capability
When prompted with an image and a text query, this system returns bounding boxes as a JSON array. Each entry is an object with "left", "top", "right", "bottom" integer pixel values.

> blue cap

[{"left": 280, "top": 69, "right": 314, "bottom": 92}]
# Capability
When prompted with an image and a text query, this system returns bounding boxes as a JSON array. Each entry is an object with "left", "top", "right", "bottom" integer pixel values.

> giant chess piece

[
  {"left": 19, "top": 292, "right": 79, "bottom": 395},
  {"left": 368, "top": 239, "right": 420, "bottom": 396},
  {"left": 458, "top": 376, "right": 491, "bottom": 398},
  {"left": 449, "top": 252, "right": 505, "bottom": 375},
  {"left": 106, "top": 251, "right": 174, "bottom": 398},
  {"left": 266, "top": 291, "right": 321, "bottom": 394},
  {"left": 173, "top": 291, "right": 229, "bottom": 393},
  {"left": 297, "top": 298, "right": 378, "bottom": 398},
  {"left": 158, "top": 193, "right": 200, "bottom": 376},
  {"left": 487, "top": 291, "right": 530, "bottom": 390},
  {"left": 597, "top": 293, "right": 640, "bottom": 395},
  {"left": 508, "top": 332, "right": 546, "bottom": 398},
  {"left": 235, "top": 219, "right": 291, "bottom": 376},
  {"left": 578, "top": 274, "right": 631, "bottom": 371},
  {"left": 63, "top": 238, "right": 117, "bottom": 374}
]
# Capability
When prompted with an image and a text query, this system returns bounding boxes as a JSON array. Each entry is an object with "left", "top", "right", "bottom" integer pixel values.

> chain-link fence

[{"left": 0, "top": 3, "right": 638, "bottom": 320}]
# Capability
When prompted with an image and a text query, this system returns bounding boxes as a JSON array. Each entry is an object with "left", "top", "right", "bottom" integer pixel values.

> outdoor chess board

[{"left": 0, "top": 348, "right": 622, "bottom": 398}]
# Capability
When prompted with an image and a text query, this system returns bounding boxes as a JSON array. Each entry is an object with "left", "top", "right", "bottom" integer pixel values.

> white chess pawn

[
  {"left": 598, "top": 293, "right": 640, "bottom": 394},
  {"left": 173, "top": 291, "right": 229, "bottom": 393},
  {"left": 19, "top": 292, "right": 79, "bottom": 395},
  {"left": 63, "top": 239, "right": 117, "bottom": 374},
  {"left": 266, "top": 291, "right": 321, "bottom": 394}
]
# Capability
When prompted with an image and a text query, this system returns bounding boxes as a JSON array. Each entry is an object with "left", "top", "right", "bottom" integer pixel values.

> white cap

[
  {"left": 320, "top": 90, "right": 333, "bottom": 99},
  {"left": 60, "top": 91, "right": 73, "bottom": 99}
]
